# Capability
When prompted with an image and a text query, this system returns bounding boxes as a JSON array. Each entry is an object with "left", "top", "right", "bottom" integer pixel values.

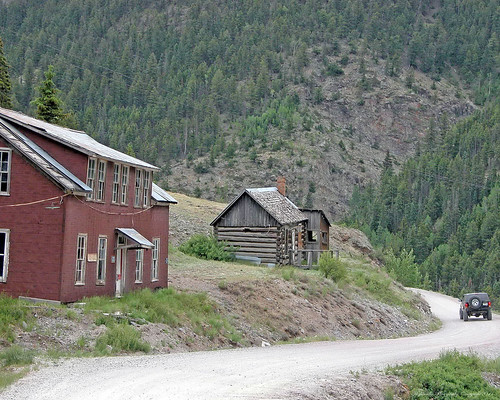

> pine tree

[
  {"left": 32, "top": 65, "right": 65, "bottom": 124},
  {"left": 0, "top": 36, "right": 13, "bottom": 109}
]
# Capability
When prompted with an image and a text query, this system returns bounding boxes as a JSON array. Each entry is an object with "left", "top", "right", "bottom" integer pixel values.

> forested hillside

[
  {"left": 1, "top": 0, "right": 497, "bottom": 216},
  {"left": 349, "top": 103, "right": 499, "bottom": 296}
]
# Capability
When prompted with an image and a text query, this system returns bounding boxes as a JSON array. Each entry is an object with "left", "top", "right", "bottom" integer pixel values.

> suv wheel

[
  {"left": 463, "top": 311, "right": 469, "bottom": 321},
  {"left": 459, "top": 309, "right": 463, "bottom": 320},
  {"left": 487, "top": 309, "right": 492, "bottom": 320}
]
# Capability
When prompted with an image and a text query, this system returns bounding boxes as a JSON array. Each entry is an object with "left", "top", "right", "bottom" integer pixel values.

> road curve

[{"left": 2, "top": 290, "right": 500, "bottom": 400}]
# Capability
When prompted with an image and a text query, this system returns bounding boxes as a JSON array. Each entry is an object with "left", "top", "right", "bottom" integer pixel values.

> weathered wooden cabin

[
  {"left": 300, "top": 209, "right": 331, "bottom": 263},
  {"left": 210, "top": 184, "right": 307, "bottom": 265}
]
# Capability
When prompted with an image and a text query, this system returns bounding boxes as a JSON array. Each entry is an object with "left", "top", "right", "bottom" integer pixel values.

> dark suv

[{"left": 459, "top": 293, "right": 492, "bottom": 321}]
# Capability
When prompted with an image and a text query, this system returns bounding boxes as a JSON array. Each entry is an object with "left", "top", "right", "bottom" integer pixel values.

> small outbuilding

[
  {"left": 300, "top": 209, "right": 331, "bottom": 264},
  {"left": 210, "top": 178, "right": 307, "bottom": 265}
]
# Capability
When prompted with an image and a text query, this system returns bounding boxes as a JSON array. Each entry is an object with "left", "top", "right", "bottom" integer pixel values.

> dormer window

[{"left": 1, "top": 149, "right": 12, "bottom": 195}]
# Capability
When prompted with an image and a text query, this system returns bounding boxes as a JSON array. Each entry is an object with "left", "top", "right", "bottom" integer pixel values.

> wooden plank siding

[
  {"left": 215, "top": 226, "right": 279, "bottom": 264},
  {"left": 215, "top": 193, "right": 279, "bottom": 227}
]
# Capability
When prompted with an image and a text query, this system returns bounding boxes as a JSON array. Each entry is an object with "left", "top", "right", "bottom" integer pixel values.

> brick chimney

[{"left": 277, "top": 176, "right": 286, "bottom": 196}]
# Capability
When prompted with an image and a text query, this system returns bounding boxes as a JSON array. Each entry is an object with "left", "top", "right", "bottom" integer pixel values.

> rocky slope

[{"left": 163, "top": 50, "right": 475, "bottom": 220}]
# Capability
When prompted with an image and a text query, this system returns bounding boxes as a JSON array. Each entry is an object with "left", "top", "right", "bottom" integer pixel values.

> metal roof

[
  {"left": 152, "top": 183, "right": 178, "bottom": 204},
  {"left": 211, "top": 187, "right": 307, "bottom": 226},
  {"left": 116, "top": 228, "right": 154, "bottom": 249},
  {"left": 0, "top": 118, "right": 91, "bottom": 194},
  {"left": 0, "top": 107, "right": 159, "bottom": 171}
]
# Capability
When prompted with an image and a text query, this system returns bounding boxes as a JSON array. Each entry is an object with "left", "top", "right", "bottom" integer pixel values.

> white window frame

[
  {"left": 96, "top": 160, "right": 106, "bottom": 202},
  {"left": 135, "top": 249, "right": 143, "bottom": 283},
  {"left": 151, "top": 238, "right": 160, "bottom": 282},
  {"left": 96, "top": 236, "right": 107, "bottom": 284},
  {"left": 75, "top": 234, "right": 87, "bottom": 285},
  {"left": 134, "top": 169, "right": 142, "bottom": 207},
  {"left": 121, "top": 165, "right": 129, "bottom": 205},
  {"left": 0, "top": 229, "right": 10, "bottom": 283},
  {"left": 112, "top": 164, "right": 120, "bottom": 204},
  {"left": 143, "top": 170, "right": 150, "bottom": 207},
  {"left": 86, "top": 158, "right": 96, "bottom": 200},
  {"left": 0, "top": 148, "right": 12, "bottom": 196}
]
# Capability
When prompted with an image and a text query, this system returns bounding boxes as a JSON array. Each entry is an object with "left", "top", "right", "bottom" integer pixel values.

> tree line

[
  {"left": 348, "top": 104, "right": 499, "bottom": 301},
  {"left": 0, "top": 0, "right": 498, "bottom": 174}
]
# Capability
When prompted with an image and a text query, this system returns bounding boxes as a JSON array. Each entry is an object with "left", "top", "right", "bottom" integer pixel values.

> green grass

[
  {"left": 0, "top": 368, "right": 30, "bottom": 391},
  {"left": 0, "top": 346, "right": 35, "bottom": 391},
  {"left": 0, "top": 295, "right": 32, "bottom": 342},
  {"left": 95, "top": 323, "right": 150, "bottom": 355},
  {"left": 0, "top": 346, "right": 35, "bottom": 367},
  {"left": 84, "top": 288, "right": 240, "bottom": 345},
  {"left": 388, "top": 351, "right": 500, "bottom": 399}
]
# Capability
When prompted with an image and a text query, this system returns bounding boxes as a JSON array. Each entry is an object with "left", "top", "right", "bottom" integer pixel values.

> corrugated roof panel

[
  {"left": 116, "top": 228, "right": 154, "bottom": 249},
  {"left": 0, "top": 108, "right": 158, "bottom": 171},
  {"left": 152, "top": 183, "right": 178, "bottom": 204},
  {"left": 0, "top": 119, "right": 91, "bottom": 194}
]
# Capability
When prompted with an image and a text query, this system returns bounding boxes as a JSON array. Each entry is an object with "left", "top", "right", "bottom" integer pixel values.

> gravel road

[{"left": 2, "top": 290, "right": 500, "bottom": 400}]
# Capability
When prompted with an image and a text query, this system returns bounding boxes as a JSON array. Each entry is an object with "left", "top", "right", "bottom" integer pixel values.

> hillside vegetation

[
  {"left": 349, "top": 102, "right": 499, "bottom": 301},
  {"left": 1, "top": 0, "right": 497, "bottom": 216}
]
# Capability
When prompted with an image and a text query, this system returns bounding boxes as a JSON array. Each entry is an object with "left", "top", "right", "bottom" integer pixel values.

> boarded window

[
  {"left": 75, "top": 234, "right": 87, "bottom": 284},
  {"left": 97, "top": 236, "right": 107, "bottom": 283},
  {"left": 151, "top": 238, "right": 159, "bottom": 281},
  {"left": 0, "top": 149, "right": 11, "bottom": 195},
  {"left": 135, "top": 249, "right": 143, "bottom": 283},
  {"left": 0, "top": 229, "right": 10, "bottom": 282}
]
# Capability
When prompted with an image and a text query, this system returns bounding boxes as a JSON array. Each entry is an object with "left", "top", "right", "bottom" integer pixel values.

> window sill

[
  {"left": 0, "top": 193, "right": 11, "bottom": 196},
  {"left": 135, "top": 280, "right": 143, "bottom": 284},
  {"left": 74, "top": 282, "right": 85, "bottom": 286},
  {"left": 96, "top": 281, "right": 105, "bottom": 286},
  {"left": 151, "top": 279, "right": 159, "bottom": 282}
]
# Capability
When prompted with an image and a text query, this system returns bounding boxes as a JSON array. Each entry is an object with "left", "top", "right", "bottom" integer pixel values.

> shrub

[
  {"left": 179, "top": 234, "right": 235, "bottom": 261},
  {"left": 318, "top": 252, "right": 347, "bottom": 282},
  {"left": 95, "top": 323, "right": 150, "bottom": 354},
  {"left": 0, "top": 346, "right": 35, "bottom": 366}
]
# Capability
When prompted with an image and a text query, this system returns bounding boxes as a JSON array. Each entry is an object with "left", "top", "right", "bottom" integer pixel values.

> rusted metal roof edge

[{"left": 0, "top": 119, "right": 91, "bottom": 194}]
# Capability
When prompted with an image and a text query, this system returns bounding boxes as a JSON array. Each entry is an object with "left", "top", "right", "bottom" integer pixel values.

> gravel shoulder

[{"left": 3, "top": 290, "right": 500, "bottom": 400}]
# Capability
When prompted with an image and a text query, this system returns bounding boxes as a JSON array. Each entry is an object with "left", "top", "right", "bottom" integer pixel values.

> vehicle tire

[
  {"left": 459, "top": 309, "right": 463, "bottom": 320},
  {"left": 470, "top": 297, "right": 481, "bottom": 310},
  {"left": 463, "top": 312, "right": 469, "bottom": 321},
  {"left": 488, "top": 309, "right": 492, "bottom": 320}
]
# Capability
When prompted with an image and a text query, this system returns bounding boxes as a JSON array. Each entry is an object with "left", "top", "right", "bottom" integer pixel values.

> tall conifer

[
  {"left": 32, "top": 65, "right": 64, "bottom": 123},
  {"left": 0, "top": 36, "right": 13, "bottom": 109}
]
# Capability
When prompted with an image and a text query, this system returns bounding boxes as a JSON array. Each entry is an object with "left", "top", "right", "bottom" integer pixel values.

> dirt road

[{"left": 2, "top": 290, "right": 500, "bottom": 400}]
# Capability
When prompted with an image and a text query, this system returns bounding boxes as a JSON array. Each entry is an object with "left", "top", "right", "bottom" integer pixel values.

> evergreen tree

[
  {"left": 32, "top": 65, "right": 65, "bottom": 124},
  {"left": 0, "top": 36, "right": 13, "bottom": 109}
]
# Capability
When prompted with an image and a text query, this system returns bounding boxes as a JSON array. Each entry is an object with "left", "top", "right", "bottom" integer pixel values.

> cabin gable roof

[{"left": 211, "top": 187, "right": 306, "bottom": 226}]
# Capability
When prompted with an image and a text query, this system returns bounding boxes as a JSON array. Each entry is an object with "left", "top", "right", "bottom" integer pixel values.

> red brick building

[{"left": 0, "top": 108, "right": 176, "bottom": 302}]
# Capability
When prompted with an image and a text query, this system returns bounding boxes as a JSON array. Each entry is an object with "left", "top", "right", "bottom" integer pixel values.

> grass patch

[
  {"left": 0, "top": 368, "right": 30, "bottom": 391},
  {"left": 0, "top": 346, "right": 35, "bottom": 367},
  {"left": 84, "top": 288, "right": 239, "bottom": 344},
  {"left": 0, "top": 295, "right": 32, "bottom": 342},
  {"left": 388, "top": 351, "right": 500, "bottom": 399},
  {"left": 95, "top": 323, "right": 150, "bottom": 355}
]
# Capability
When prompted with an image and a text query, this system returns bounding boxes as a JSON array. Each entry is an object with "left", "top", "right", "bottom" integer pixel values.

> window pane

[{"left": 0, "top": 232, "right": 5, "bottom": 254}]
